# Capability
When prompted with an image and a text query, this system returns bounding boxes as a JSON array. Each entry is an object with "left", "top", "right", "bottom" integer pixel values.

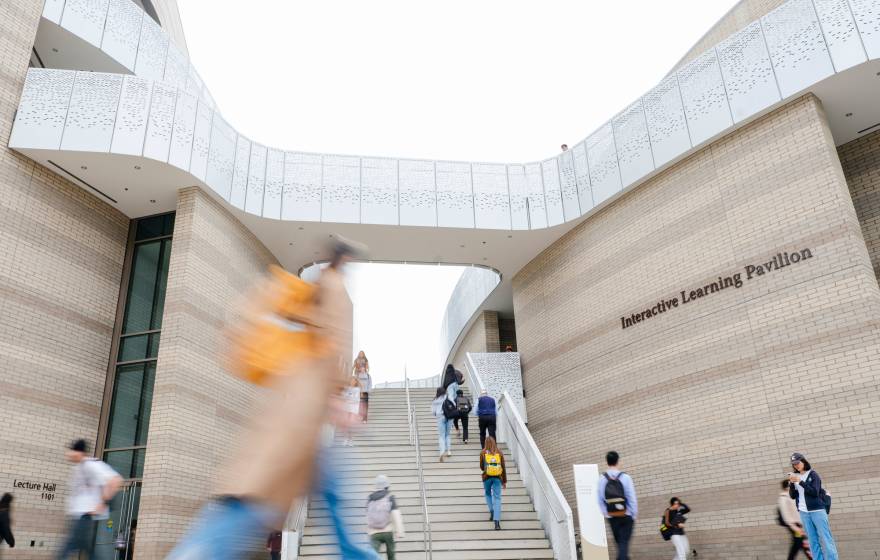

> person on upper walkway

[
  {"left": 476, "top": 389, "right": 497, "bottom": 448},
  {"left": 480, "top": 437, "right": 507, "bottom": 531},
  {"left": 596, "top": 450, "right": 637, "bottom": 560}
]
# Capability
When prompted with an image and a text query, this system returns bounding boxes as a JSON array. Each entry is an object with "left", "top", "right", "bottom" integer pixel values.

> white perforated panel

[
  {"left": 163, "top": 43, "right": 189, "bottom": 89},
  {"left": 101, "top": 0, "right": 143, "bottom": 70},
  {"left": 524, "top": 163, "right": 548, "bottom": 229},
  {"left": 586, "top": 123, "right": 622, "bottom": 206},
  {"left": 613, "top": 101, "right": 655, "bottom": 187},
  {"left": 205, "top": 116, "right": 235, "bottom": 197},
  {"left": 436, "top": 162, "right": 475, "bottom": 228},
  {"left": 507, "top": 165, "right": 529, "bottom": 231},
  {"left": 557, "top": 151, "right": 580, "bottom": 221},
  {"left": 473, "top": 163, "right": 511, "bottom": 230},
  {"left": 850, "top": 0, "right": 880, "bottom": 58},
  {"left": 814, "top": 0, "right": 868, "bottom": 70},
  {"left": 572, "top": 142, "right": 593, "bottom": 214},
  {"left": 677, "top": 49, "right": 733, "bottom": 145},
  {"left": 142, "top": 82, "right": 175, "bottom": 162},
  {"left": 399, "top": 159, "right": 437, "bottom": 227},
  {"left": 10, "top": 69, "right": 75, "bottom": 150},
  {"left": 60, "top": 71, "right": 121, "bottom": 152},
  {"left": 186, "top": 66, "right": 205, "bottom": 99},
  {"left": 541, "top": 159, "right": 564, "bottom": 227},
  {"left": 133, "top": 16, "right": 168, "bottom": 81},
  {"left": 762, "top": 0, "right": 834, "bottom": 97},
  {"left": 60, "top": 0, "right": 109, "bottom": 47},
  {"left": 262, "top": 148, "right": 284, "bottom": 220},
  {"left": 321, "top": 155, "right": 360, "bottom": 224},
  {"left": 44, "top": 0, "right": 66, "bottom": 23},
  {"left": 111, "top": 75, "right": 151, "bottom": 155},
  {"left": 245, "top": 143, "right": 267, "bottom": 215},
  {"left": 229, "top": 136, "right": 251, "bottom": 210},
  {"left": 282, "top": 153, "right": 322, "bottom": 222},
  {"left": 169, "top": 90, "right": 196, "bottom": 171},
  {"left": 189, "top": 101, "right": 212, "bottom": 181},
  {"left": 717, "top": 22, "right": 781, "bottom": 122},
  {"left": 361, "top": 157, "right": 398, "bottom": 225},
  {"left": 643, "top": 75, "right": 692, "bottom": 167}
]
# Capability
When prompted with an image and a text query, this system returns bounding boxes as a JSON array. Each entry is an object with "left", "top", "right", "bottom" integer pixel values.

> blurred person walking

[
  {"left": 167, "top": 239, "right": 375, "bottom": 560},
  {"left": 661, "top": 497, "right": 690, "bottom": 560},
  {"left": 442, "top": 364, "right": 459, "bottom": 403},
  {"left": 353, "top": 351, "right": 371, "bottom": 422},
  {"left": 432, "top": 387, "right": 453, "bottom": 461},
  {"left": 476, "top": 389, "right": 497, "bottom": 448},
  {"left": 58, "top": 439, "right": 122, "bottom": 560},
  {"left": 597, "top": 451, "right": 638, "bottom": 560},
  {"left": 266, "top": 531, "right": 282, "bottom": 560},
  {"left": 452, "top": 389, "right": 473, "bottom": 444},
  {"left": 366, "top": 475, "right": 405, "bottom": 559},
  {"left": 0, "top": 493, "right": 14, "bottom": 555},
  {"left": 341, "top": 376, "right": 362, "bottom": 445},
  {"left": 480, "top": 437, "right": 506, "bottom": 530},
  {"left": 789, "top": 452, "right": 837, "bottom": 560},
  {"left": 780, "top": 480, "right": 813, "bottom": 559}
]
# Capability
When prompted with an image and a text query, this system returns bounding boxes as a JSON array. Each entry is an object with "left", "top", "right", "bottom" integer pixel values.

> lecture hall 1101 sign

[{"left": 620, "top": 248, "right": 814, "bottom": 330}]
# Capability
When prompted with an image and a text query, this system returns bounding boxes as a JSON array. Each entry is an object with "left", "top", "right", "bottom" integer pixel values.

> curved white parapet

[{"left": 12, "top": 0, "right": 880, "bottom": 233}]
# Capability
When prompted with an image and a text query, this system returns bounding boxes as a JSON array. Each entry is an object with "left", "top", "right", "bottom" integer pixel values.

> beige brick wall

[
  {"left": 513, "top": 95, "right": 880, "bottom": 559},
  {"left": 840, "top": 130, "right": 880, "bottom": 282},
  {"left": 134, "top": 187, "right": 280, "bottom": 557},
  {"left": 451, "top": 310, "right": 500, "bottom": 373},
  {"left": 0, "top": 0, "right": 129, "bottom": 556}
]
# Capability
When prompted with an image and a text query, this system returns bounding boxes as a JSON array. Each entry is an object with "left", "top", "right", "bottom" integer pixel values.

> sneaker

[
  {"left": 463, "top": 440, "right": 468, "bottom": 444},
  {"left": 494, "top": 521, "right": 501, "bottom": 530},
  {"left": 446, "top": 451, "right": 453, "bottom": 457}
]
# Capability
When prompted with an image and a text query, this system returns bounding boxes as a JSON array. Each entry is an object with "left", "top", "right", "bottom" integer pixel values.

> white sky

[{"left": 177, "top": 0, "right": 740, "bottom": 382}]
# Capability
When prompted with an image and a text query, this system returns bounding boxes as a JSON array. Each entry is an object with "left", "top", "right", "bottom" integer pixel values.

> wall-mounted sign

[
  {"left": 620, "top": 248, "right": 814, "bottom": 330},
  {"left": 13, "top": 479, "right": 57, "bottom": 501}
]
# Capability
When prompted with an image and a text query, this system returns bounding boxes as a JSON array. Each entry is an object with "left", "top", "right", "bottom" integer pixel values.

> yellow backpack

[
  {"left": 485, "top": 453, "right": 503, "bottom": 477},
  {"left": 225, "top": 265, "right": 329, "bottom": 386}
]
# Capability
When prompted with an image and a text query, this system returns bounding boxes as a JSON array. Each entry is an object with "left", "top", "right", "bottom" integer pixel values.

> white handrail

[
  {"left": 466, "top": 355, "right": 576, "bottom": 560},
  {"left": 283, "top": 497, "right": 308, "bottom": 560}
]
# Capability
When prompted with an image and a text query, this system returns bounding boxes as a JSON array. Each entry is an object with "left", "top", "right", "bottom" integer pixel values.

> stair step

[
  {"left": 301, "top": 529, "right": 547, "bottom": 546},
  {"left": 303, "top": 519, "right": 542, "bottom": 536}
]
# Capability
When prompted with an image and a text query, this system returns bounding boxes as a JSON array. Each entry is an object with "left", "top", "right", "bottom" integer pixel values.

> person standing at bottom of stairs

[
  {"left": 480, "top": 437, "right": 507, "bottom": 530},
  {"left": 366, "top": 475, "right": 405, "bottom": 560},
  {"left": 432, "top": 387, "right": 453, "bottom": 461}
]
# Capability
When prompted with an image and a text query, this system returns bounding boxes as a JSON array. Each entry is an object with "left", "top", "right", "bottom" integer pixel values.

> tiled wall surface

[
  {"left": 0, "top": 0, "right": 129, "bottom": 557},
  {"left": 451, "top": 310, "right": 500, "bottom": 373},
  {"left": 840, "top": 129, "right": 880, "bottom": 280},
  {"left": 514, "top": 95, "right": 880, "bottom": 558},
  {"left": 134, "top": 187, "right": 279, "bottom": 557}
]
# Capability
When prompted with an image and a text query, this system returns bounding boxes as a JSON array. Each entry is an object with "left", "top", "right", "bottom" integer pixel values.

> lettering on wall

[
  {"left": 620, "top": 248, "right": 814, "bottom": 330},
  {"left": 13, "top": 479, "right": 57, "bottom": 501}
]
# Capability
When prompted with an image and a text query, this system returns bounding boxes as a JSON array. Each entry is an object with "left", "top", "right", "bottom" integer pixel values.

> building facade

[{"left": 0, "top": 0, "right": 878, "bottom": 558}]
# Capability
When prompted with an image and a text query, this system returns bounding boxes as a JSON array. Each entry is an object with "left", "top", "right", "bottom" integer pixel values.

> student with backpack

[
  {"left": 432, "top": 387, "right": 454, "bottom": 461},
  {"left": 452, "top": 389, "right": 473, "bottom": 444},
  {"left": 596, "top": 451, "right": 638, "bottom": 560},
  {"left": 366, "top": 475, "right": 405, "bottom": 560},
  {"left": 660, "top": 497, "right": 690, "bottom": 560},
  {"left": 476, "top": 389, "right": 497, "bottom": 448},
  {"left": 779, "top": 480, "right": 813, "bottom": 559},
  {"left": 480, "top": 437, "right": 507, "bottom": 530},
  {"left": 789, "top": 452, "right": 837, "bottom": 560}
]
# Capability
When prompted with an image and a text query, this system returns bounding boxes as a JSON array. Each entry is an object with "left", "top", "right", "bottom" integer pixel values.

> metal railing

[
  {"left": 405, "top": 371, "right": 414, "bottom": 446},
  {"left": 465, "top": 354, "right": 576, "bottom": 560},
  {"left": 404, "top": 369, "right": 432, "bottom": 559}
]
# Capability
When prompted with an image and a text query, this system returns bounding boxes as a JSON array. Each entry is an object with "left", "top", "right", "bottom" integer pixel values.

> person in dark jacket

[
  {"left": 476, "top": 389, "right": 497, "bottom": 448},
  {"left": 266, "top": 530, "right": 282, "bottom": 560},
  {"left": 663, "top": 497, "right": 690, "bottom": 560},
  {"left": 0, "top": 493, "right": 14, "bottom": 553},
  {"left": 788, "top": 452, "right": 838, "bottom": 560},
  {"left": 480, "top": 437, "right": 507, "bottom": 530},
  {"left": 452, "top": 389, "right": 472, "bottom": 443}
]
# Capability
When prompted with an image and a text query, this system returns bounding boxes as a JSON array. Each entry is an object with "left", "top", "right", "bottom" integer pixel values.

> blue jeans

[
  {"left": 437, "top": 416, "right": 451, "bottom": 455},
  {"left": 317, "top": 447, "right": 379, "bottom": 560},
  {"left": 483, "top": 477, "right": 502, "bottom": 521},
  {"left": 799, "top": 510, "right": 838, "bottom": 560},
  {"left": 56, "top": 514, "right": 96, "bottom": 559},
  {"left": 166, "top": 497, "right": 280, "bottom": 560}
]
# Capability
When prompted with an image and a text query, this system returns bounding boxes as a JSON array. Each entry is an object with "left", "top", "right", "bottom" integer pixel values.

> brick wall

[
  {"left": 513, "top": 95, "right": 880, "bottom": 559},
  {"left": 0, "top": 0, "right": 129, "bottom": 556},
  {"left": 451, "top": 310, "right": 500, "bottom": 373},
  {"left": 134, "top": 187, "right": 280, "bottom": 557},
  {"left": 840, "top": 129, "right": 880, "bottom": 282}
]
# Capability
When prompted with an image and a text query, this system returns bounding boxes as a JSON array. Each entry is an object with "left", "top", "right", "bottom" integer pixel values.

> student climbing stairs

[{"left": 299, "top": 387, "right": 555, "bottom": 559}]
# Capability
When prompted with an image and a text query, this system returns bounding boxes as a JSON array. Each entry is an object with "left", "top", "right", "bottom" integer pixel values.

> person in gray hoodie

[{"left": 366, "top": 475, "right": 405, "bottom": 559}]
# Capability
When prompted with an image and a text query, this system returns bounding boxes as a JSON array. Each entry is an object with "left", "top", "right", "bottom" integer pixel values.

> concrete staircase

[{"left": 299, "top": 387, "right": 554, "bottom": 559}]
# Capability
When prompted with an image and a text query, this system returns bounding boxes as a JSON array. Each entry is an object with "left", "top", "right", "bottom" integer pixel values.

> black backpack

[
  {"left": 442, "top": 398, "right": 458, "bottom": 419},
  {"left": 603, "top": 473, "right": 628, "bottom": 516}
]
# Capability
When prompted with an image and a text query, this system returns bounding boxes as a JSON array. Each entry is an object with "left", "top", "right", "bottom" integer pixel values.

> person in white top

[
  {"left": 779, "top": 480, "right": 812, "bottom": 559},
  {"left": 353, "top": 351, "right": 372, "bottom": 423},
  {"left": 58, "top": 439, "right": 122, "bottom": 559},
  {"left": 340, "top": 376, "right": 362, "bottom": 446}
]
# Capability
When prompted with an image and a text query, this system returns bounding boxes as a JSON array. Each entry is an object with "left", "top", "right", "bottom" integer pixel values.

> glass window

[
  {"left": 121, "top": 238, "right": 171, "bottom": 333},
  {"left": 135, "top": 214, "right": 175, "bottom": 241},
  {"left": 105, "top": 363, "right": 156, "bottom": 449},
  {"left": 104, "top": 449, "right": 146, "bottom": 479}
]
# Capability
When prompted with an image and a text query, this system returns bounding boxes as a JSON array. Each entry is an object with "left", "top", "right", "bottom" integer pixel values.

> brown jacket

[
  {"left": 480, "top": 451, "right": 507, "bottom": 485},
  {"left": 217, "top": 266, "right": 352, "bottom": 513}
]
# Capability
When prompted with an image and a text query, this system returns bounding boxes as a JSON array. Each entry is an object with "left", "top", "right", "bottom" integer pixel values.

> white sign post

[{"left": 574, "top": 464, "right": 610, "bottom": 560}]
